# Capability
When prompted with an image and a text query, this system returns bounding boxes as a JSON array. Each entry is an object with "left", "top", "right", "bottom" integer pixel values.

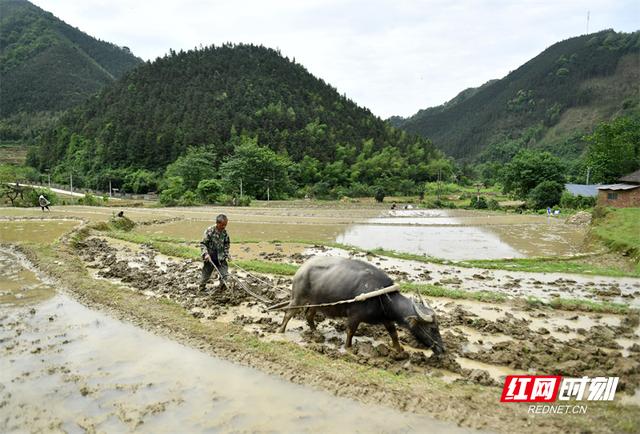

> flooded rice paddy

[
  {"left": 0, "top": 219, "right": 80, "bottom": 244},
  {"left": 131, "top": 208, "right": 589, "bottom": 260},
  {"left": 338, "top": 210, "right": 589, "bottom": 260}
]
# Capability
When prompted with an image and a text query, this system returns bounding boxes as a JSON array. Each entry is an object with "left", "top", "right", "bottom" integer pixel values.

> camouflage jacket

[{"left": 200, "top": 226, "right": 230, "bottom": 261}]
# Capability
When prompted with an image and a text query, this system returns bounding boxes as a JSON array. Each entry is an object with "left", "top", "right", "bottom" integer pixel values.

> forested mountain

[
  {"left": 28, "top": 43, "right": 443, "bottom": 198},
  {"left": 392, "top": 30, "right": 640, "bottom": 162},
  {"left": 0, "top": 0, "right": 142, "bottom": 138}
]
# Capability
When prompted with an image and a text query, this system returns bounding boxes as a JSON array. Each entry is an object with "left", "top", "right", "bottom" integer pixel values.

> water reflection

[
  {"left": 336, "top": 224, "right": 523, "bottom": 260},
  {"left": 336, "top": 210, "right": 588, "bottom": 260}
]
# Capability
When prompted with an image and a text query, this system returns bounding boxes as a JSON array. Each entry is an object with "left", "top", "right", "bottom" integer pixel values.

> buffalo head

[{"left": 406, "top": 300, "right": 445, "bottom": 354}]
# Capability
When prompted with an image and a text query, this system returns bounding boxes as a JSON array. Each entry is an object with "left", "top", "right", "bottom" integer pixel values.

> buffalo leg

[
  {"left": 305, "top": 308, "right": 317, "bottom": 330},
  {"left": 384, "top": 321, "right": 403, "bottom": 352},
  {"left": 345, "top": 318, "right": 360, "bottom": 348},
  {"left": 279, "top": 308, "right": 297, "bottom": 333}
]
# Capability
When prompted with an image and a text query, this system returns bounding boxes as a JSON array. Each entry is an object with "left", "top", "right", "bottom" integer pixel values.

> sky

[{"left": 30, "top": 0, "right": 639, "bottom": 119}]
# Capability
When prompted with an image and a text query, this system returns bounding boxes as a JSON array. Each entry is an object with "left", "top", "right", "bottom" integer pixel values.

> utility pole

[
  {"left": 70, "top": 173, "right": 73, "bottom": 194},
  {"left": 45, "top": 169, "right": 50, "bottom": 188},
  {"left": 109, "top": 179, "right": 112, "bottom": 197},
  {"left": 240, "top": 178, "right": 243, "bottom": 200},
  {"left": 586, "top": 167, "right": 591, "bottom": 185},
  {"left": 586, "top": 10, "right": 590, "bottom": 34},
  {"left": 264, "top": 178, "right": 271, "bottom": 201}
]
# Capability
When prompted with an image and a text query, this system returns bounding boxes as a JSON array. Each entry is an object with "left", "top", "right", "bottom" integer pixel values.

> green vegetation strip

[
  {"left": 458, "top": 256, "right": 639, "bottom": 278},
  {"left": 547, "top": 298, "right": 630, "bottom": 314},
  {"left": 400, "top": 282, "right": 508, "bottom": 303},
  {"left": 402, "top": 282, "right": 630, "bottom": 315}
]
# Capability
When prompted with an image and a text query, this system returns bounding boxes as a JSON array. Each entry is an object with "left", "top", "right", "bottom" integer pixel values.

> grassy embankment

[
  {"left": 591, "top": 207, "right": 640, "bottom": 270},
  {"left": 100, "top": 226, "right": 633, "bottom": 315}
]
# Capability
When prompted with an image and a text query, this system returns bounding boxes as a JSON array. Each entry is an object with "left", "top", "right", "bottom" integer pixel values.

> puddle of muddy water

[
  {"left": 0, "top": 248, "right": 55, "bottom": 306},
  {"left": 0, "top": 253, "right": 474, "bottom": 434},
  {"left": 0, "top": 219, "right": 80, "bottom": 244}
]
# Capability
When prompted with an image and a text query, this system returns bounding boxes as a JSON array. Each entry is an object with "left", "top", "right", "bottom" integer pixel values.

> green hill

[
  {"left": 393, "top": 30, "right": 640, "bottom": 162},
  {"left": 0, "top": 0, "right": 142, "bottom": 139},
  {"left": 28, "top": 43, "right": 441, "bottom": 195}
]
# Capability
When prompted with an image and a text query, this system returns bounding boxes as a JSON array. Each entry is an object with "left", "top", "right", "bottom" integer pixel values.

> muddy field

[
  {"left": 1, "top": 207, "right": 640, "bottom": 433},
  {"left": 73, "top": 236, "right": 640, "bottom": 395}
]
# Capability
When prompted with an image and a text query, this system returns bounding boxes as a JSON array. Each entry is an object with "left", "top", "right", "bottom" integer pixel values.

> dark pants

[{"left": 200, "top": 255, "right": 229, "bottom": 290}]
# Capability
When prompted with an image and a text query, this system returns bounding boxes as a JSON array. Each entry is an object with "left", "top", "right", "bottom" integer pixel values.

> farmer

[
  {"left": 38, "top": 194, "right": 51, "bottom": 212},
  {"left": 199, "top": 214, "right": 231, "bottom": 292}
]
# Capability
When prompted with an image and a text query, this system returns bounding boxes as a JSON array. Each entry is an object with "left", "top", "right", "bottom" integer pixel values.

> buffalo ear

[{"left": 406, "top": 316, "right": 418, "bottom": 327}]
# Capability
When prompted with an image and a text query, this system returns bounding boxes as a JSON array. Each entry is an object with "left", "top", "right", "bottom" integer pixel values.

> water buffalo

[{"left": 278, "top": 256, "right": 444, "bottom": 354}]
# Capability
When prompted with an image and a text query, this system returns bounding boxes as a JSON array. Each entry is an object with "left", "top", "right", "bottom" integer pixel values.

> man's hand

[{"left": 203, "top": 253, "right": 211, "bottom": 262}]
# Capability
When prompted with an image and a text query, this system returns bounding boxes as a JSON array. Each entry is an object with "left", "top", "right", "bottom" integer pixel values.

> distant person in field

[
  {"left": 199, "top": 214, "right": 231, "bottom": 292},
  {"left": 38, "top": 194, "right": 51, "bottom": 212}
]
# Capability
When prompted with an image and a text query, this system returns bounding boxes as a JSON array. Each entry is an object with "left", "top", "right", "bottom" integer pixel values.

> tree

[
  {"left": 501, "top": 150, "right": 565, "bottom": 199},
  {"left": 164, "top": 147, "right": 218, "bottom": 192},
  {"left": 196, "top": 179, "right": 223, "bottom": 204},
  {"left": 158, "top": 176, "right": 185, "bottom": 206},
  {"left": 527, "top": 180, "right": 564, "bottom": 209},
  {"left": 123, "top": 169, "right": 158, "bottom": 194},
  {"left": 219, "top": 136, "right": 293, "bottom": 200},
  {"left": 423, "top": 158, "right": 455, "bottom": 182},
  {"left": 374, "top": 187, "right": 385, "bottom": 203},
  {"left": 585, "top": 116, "right": 640, "bottom": 183}
]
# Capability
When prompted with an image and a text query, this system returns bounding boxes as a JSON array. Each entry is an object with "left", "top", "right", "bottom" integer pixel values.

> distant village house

[
  {"left": 564, "top": 184, "right": 600, "bottom": 197},
  {"left": 597, "top": 169, "right": 640, "bottom": 208}
]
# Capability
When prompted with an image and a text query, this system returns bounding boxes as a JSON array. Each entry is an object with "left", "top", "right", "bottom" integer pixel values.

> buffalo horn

[{"left": 413, "top": 301, "right": 434, "bottom": 322}]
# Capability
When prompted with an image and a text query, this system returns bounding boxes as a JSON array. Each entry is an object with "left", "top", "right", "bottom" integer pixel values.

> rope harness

[
  {"left": 206, "top": 256, "right": 400, "bottom": 311},
  {"left": 267, "top": 284, "right": 400, "bottom": 310}
]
